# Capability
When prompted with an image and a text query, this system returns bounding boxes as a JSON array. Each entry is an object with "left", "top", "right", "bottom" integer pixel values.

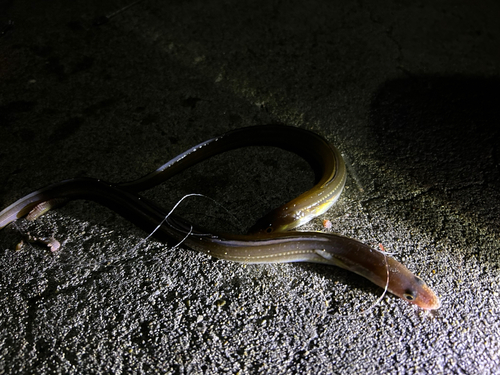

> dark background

[{"left": 1, "top": 1, "right": 499, "bottom": 373}]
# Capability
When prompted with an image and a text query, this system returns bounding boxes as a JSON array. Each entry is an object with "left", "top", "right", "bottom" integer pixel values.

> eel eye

[
  {"left": 403, "top": 290, "right": 416, "bottom": 301},
  {"left": 265, "top": 226, "right": 274, "bottom": 234}
]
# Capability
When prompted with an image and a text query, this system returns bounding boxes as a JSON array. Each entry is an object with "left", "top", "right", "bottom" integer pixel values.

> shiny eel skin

[{"left": 0, "top": 125, "right": 440, "bottom": 310}]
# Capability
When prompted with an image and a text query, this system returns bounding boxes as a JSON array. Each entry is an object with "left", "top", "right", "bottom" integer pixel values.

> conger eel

[{"left": 0, "top": 125, "right": 440, "bottom": 310}]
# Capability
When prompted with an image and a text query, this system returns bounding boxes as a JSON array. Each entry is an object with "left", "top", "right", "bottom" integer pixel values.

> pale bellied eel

[{"left": 0, "top": 125, "right": 440, "bottom": 310}]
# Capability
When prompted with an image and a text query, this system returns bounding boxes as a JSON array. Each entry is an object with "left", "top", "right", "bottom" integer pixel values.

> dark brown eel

[{"left": 0, "top": 125, "right": 440, "bottom": 310}]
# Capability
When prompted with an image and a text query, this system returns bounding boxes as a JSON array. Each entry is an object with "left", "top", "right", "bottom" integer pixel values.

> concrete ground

[{"left": 1, "top": 0, "right": 499, "bottom": 373}]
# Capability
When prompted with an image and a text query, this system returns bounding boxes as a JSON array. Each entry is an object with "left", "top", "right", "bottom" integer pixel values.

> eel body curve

[{"left": 0, "top": 125, "right": 440, "bottom": 310}]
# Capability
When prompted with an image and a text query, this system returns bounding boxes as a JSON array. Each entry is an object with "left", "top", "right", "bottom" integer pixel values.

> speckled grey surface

[{"left": 1, "top": 1, "right": 499, "bottom": 373}]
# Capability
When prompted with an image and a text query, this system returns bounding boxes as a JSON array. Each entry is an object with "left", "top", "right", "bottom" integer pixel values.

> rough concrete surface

[{"left": 0, "top": 0, "right": 499, "bottom": 373}]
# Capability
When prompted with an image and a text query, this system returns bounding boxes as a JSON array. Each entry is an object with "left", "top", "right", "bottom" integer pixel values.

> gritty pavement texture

[{"left": 1, "top": 1, "right": 499, "bottom": 374}]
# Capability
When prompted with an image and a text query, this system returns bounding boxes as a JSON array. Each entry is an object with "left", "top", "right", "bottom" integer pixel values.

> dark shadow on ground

[{"left": 369, "top": 75, "right": 500, "bottom": 264}]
